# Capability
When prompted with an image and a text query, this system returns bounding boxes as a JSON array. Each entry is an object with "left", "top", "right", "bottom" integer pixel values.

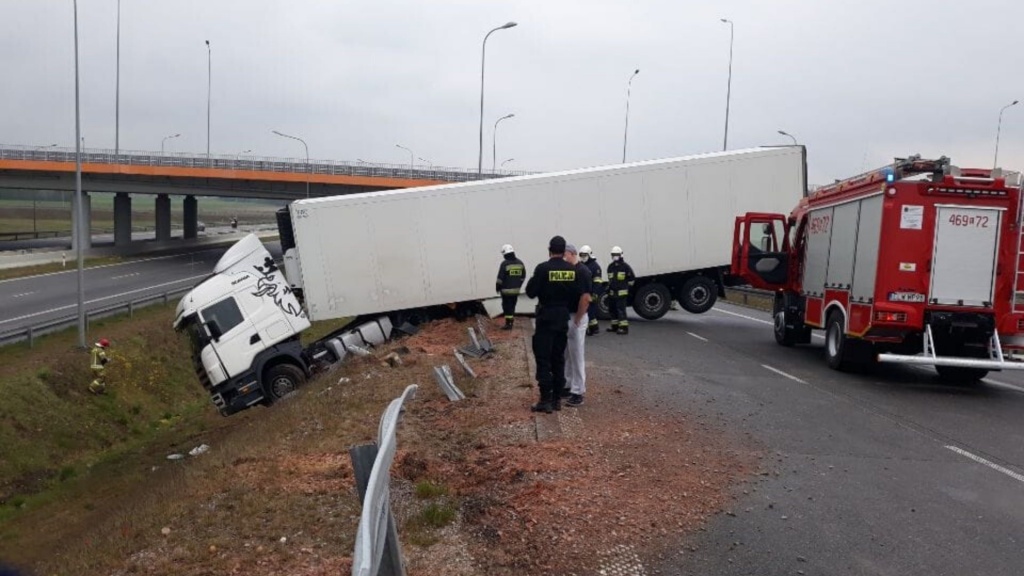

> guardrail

[
  {"left": 725, "top": 285, "right": 773, "bottom": 307},
  {"left": 350, "top": 384, "right": 418, "bottom": 576},
  {"left": 0, "top": 286, "right": 193, "bottom": 348},
  {"left": 0, "top": 144, "right": 534, "bottom": 184}
]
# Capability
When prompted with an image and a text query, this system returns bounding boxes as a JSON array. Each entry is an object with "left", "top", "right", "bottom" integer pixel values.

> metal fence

[
  {"left": 0, "top": 144, "right": 532, "bottom": 184},
  {"left": 0, "top": 286, "right": 193, "bottom": 348},
  {"left": 351, "top": 384, "right": 418, "bottom": 576}
]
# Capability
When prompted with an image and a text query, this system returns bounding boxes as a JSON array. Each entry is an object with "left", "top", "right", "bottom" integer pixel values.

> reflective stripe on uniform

[
  {"left": 617, "top": 290, "right": 629, "bottom": 296},
  {"left": 588, "top": 318, "right": 599, "bottom": 327},
  {"left": 501, "top": 289, "right": 521, "bottom": 295},
  {"left": 619, "top": 320, "right": 629, "bottom": 327}
]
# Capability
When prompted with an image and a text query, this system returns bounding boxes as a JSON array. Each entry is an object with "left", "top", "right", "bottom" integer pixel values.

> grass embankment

[{"left": 0, "top": 304, "right": 350, "bottom": 572}]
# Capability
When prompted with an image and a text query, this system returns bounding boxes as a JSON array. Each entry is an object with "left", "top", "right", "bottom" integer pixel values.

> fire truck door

[
  {"left": 929, "top": 206, "right": 1003, "bottom": 307},
  {"left": 733, "top": 213, "right": 790, "bottom": 289}
]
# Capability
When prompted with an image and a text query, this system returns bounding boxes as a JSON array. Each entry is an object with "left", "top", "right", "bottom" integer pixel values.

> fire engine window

[
  {"left": 754, "top": 220, "right": 786, "bottom": 252},
  {"left": 201, "top": 297, "right": 244, "bottom": 335}
]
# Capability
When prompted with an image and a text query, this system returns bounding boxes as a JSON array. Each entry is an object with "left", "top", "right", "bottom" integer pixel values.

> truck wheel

[
  {"left": 596, "top": 292, "right": 612, "bottom": 321},
  {"left": 633, "top": 283, "right": 672, "bottom": 320},
  {"left": 825, "top": 311, "right": 852, "bottom": 371},
  {"left": 264, "top": 363, "right": 305, "bottom": 401},
  {"left": 678, "top": 276, "right": 717, "bottom": 314},
  {"left": 935, "top": 365, "right": 988, "bottom": 384},
  {"left": 773, "top": 297, "right": 797, "bottom": 347}
]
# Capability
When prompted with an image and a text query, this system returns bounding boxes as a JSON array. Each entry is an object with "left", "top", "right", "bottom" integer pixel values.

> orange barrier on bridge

[{"left": 0, "top": 159, "right": 446, "bottom": 189}]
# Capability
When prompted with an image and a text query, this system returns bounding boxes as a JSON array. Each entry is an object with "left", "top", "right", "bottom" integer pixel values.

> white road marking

[
  {"left": 0, "top": 249, "right": 224, "bottom": 285},
  {"left": 686, "top": 332, "right": 709, "bottom": 342},
  {"left": 0, "top": 274, "right": 207, "bottom": 326},
  {"left": 12, "top": 292, "right": 36, "bottom": 298},
  {"left": 945, "top": 445, "right": 1024, "bottom": 484},
  {"left": 110, "top": 272, "right": 140, "bottom": 280},
  {"left": 762, "top": 364, "right": 808, "bottom": 384},
  {"left": 713, "top": 305, "right": 825, "bottom": 339},
  {"left": 982, "top": 378, "right": 1024, "bottom": 394}
]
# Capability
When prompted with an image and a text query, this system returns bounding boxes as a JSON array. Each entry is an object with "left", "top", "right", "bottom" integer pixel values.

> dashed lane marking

[
  {"left": 686, "top": 331, "right": 708, "bottom": 342},
  {"left": 713, "top": 305, "right": 824, "bottom": 339},
  {"left": 945, "top": 446, "right": 1024, "bottom": 485},
  {"left": 761, "top": 364, "right": 808, "bottom": 384}
]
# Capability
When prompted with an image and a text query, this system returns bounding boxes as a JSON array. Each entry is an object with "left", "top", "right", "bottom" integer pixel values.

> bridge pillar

[
  {"left": 71, "top": 191, "right": 91, "bottom": 251},
  {"left": 155, "top": 194, "right": 171, "bottom": 241},
  {"left": 113, "top": 192, "right": 132, "bottom": 247},
  {"left": 183, "top": 195, "right": 198, "bottom": 239}
]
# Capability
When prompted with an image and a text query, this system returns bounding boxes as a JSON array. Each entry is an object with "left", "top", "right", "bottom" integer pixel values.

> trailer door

[{"left": 929, "top": 206, "right": 1003, "bottom": 307}]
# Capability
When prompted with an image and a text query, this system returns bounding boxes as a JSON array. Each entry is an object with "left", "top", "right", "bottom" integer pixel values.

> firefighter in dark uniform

[
  {"left": 525, "top": 235, "right": 588, "bottom": 413},
  {"left": 606, "top": 246, "right": 635, "bottom": 335},
  {"left": 496, "top": 244, "right": 526, "bottom": 330},
  {"left": 578, "top": 245, "right": 604, "bottom": 336}
]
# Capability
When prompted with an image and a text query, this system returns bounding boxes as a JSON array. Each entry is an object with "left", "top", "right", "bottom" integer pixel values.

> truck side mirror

[{"left": 203, "top": 320, "right": 223, "bottom": 341}]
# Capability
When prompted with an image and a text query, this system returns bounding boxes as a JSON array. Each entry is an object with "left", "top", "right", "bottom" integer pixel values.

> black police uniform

[
  {"left": 583, "top": 257, "right": 604, "bottom": 335},
  {"left": 496, "top": 253, "right": 526, "bottom": 329},
  {"left": 525, "top": 240, "right": 587, "bottom": 413},
  {"left": 606, "top": 257, "right": 636, "bottom": 334}
]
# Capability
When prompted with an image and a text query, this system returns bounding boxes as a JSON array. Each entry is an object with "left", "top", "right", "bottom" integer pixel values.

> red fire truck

[{"left": 732, "top": 155, "right": 1024, "bottom": 381}]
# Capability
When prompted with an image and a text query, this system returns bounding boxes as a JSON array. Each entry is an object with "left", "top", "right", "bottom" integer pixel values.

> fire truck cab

[{"left": 732, "top": 155, "right": 1024, "bottom": 381}]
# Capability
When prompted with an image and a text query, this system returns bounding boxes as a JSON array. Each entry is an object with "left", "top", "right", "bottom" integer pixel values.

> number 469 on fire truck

[{"left": 731, "top": 155, "right": 1024, "bottom": 382}]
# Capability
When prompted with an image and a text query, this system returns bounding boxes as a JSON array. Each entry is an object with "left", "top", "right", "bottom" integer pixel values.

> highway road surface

[
  {"left": 588, "top": 302, "right": 1024, "bottom": 575},
  {"left": 0, "top": 241, "right": 282, "bottom": 340}
]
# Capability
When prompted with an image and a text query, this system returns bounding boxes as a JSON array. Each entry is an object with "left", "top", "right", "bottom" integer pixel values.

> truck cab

[{"left": 174, "top": 234, "right": 311, "bottom": 415}]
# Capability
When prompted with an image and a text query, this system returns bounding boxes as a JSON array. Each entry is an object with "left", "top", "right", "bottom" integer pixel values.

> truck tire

[
  {"left": 773, "top": 297, "right": 797, "bottom": 347},
  {"left": 596, "top": 292, "right": 612, "bottom": 321},
  {"left": 825, "top": 311, "right": 854, "bottom": 371},
  {"left": 934, "top": 365, "right": 988, "bottom": 384},
  {"left": 678, "top": 276, "right": 717, "bottom": 314},
  {"left": 633, "top": 283, "right": 672, "bottom": 320},
  {"left": 264, "top": 363, "right": 305, "bottom": 401}
]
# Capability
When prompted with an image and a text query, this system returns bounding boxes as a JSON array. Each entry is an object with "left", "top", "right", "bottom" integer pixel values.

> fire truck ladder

[{"left": 1015, "top": 184, "right": 1024, "bottom": 312}]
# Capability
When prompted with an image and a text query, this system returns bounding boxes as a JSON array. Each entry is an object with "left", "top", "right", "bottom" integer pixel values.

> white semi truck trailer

[{"left": 174, "top": 147, "right": 806, "bottom": 415}]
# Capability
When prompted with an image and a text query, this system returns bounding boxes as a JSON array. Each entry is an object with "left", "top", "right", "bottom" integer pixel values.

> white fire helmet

[
  {"left": 610, "top": 246, "right": 623, "bottom": 256},
  {"left": 579, "top": 245, "right": 592, "bottom": 261},
  {"left": 501, "top": 244, "right": 515, "bottom": 256}
]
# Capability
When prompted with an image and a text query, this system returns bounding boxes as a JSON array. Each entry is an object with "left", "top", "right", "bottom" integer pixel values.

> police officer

[
  {"left": 496, "top": 244, "right": 526, "bottom": 330},
  {"left": 89, "top": 338, "right": 111, "bottom": 394},
  {"left": 606, "top": 246, "right": 635, "bottom": 335},
  {"left": 525, "top": 235, "right": 588, "bottom": 413},
  {"left": 578, "top": 245, "right": 604, "bottom": 336}
]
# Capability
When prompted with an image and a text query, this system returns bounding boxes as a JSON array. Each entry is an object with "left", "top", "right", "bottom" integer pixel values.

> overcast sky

[{"left": 1, "top": 0, "right": 1022, "bottom": 184}]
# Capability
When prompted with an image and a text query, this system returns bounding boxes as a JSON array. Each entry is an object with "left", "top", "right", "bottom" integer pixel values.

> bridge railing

[{"left": 0, "top": 144, "right": 533, "bottom": 184}]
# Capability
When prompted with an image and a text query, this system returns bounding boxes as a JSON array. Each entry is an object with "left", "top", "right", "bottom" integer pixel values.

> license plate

[{"left": 888, "top": 291, "right": 926, "bottom": 303}]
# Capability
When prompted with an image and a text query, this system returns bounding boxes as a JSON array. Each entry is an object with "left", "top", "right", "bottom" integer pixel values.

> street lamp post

[
  {"left": 492, "top": 113, "right": 514, "bottom": 172},
  {"left": 73, "top": 0, "right": 86, "bottom": 348},
  {"left": 477, "top": 21, "right": 518, "bottom": 174},
  {"left": 396, "top": 144, "right": 414, "bottom": 169},
  {"left": 777, "top": 130, "right": 798, "bottom": 145},
  {"left": 272, "top": 130, "right": 310, "bottom": 198},
  {"left": 418, "top": 157, "right": 433, "bottom": 167},
  {"left": 205, "top": 40, "right": 211, "bottom": 165},
  {"left": 115, "top": 0, "right": 121, "bottom": 159},
  {"left": 622, "top": 69, "right": 640, "bottom": 163},
  {"left": 994, "top": 100, "right": 1019, "bottom": 169},
  {"left": 161, "top": 133, "right": 180, "bottom": 154},
  {"left": 501, "top": 158, "right": 515, "bottom": 169},
  {"left": 720, "top": 18, "right": 734, "bottom": 151}
]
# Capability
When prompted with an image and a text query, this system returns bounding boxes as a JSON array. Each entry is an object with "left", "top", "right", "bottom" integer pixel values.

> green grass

[{"left": 414, "top": 481, "right": 449, "bottom": 499}]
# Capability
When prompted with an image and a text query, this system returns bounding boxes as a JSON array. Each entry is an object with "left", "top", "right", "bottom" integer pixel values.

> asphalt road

[
  {"left": 0, "top": 241, "right": 282, "bottom": 339},
  {"left": 587, "top": 302, "right": 1024, "bottom": 576}
]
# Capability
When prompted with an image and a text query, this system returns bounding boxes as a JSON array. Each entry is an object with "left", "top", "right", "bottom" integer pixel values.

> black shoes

[
  {"left": 606, "top": 325, "right": 619, "bottom": 333},
  {"left": 617, "top": 326, "right": 629, "bottom": 335},
  {"left": 586, "top": 325, "right": 600, "bottom": 336},
  {"left": 531, "top": 401, "right": 553, "bottom": 414},
  {"left": 566, "top": 394, "right": 584, "bottom": 407},
  {"left": 502, "top": 319, "right": 514, "bottom": 331}
]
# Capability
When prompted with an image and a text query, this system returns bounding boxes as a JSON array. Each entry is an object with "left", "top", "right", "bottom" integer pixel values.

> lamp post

[
  {"left": 161, "top": 133, "right": 180, "bottom": 154},
  {"left": 272, "top": 130, "right": 310, "bottom": 198},
  {"left": 720, "top": 18, "right": 734, "bottom": 151},
  {"left": 418, "top": 156, "right": 433, "bottom": 167},
  {"left": 115, "top": 0, "right": 121, "bottom": 159},
  {"left": 492, "top": 113, "right": 514, "bottom": 172},
  {"left": 501, "top": 158, "right": 515, "bottom": 168},
  {"left": 994, "top": 100, "right": 1019, "bottom": 169},
  {"left": 777, "top": 130, "right": 798, "bottom": 145},
  {"left": 396, "top": 144, "right": 414, "bottom": 169},
  {"left": 477, "top": 21, "right": 518, "bottom": 174},
  {"left": 205, "top": 39, "right": 211, "bottom": 164},
  {"left": 236, "top": 148, "right": 252, "bottom": 160},
  {"left": 622, "top": 69, "right": 640, "bottom": 163},
  {"left": 73, "top": 0, "right": 86, "bottom": 348}
]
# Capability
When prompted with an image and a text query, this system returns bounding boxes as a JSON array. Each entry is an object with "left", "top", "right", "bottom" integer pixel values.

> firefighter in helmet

[
  {"left": 496, "top": 244, "right": 526, "bottom": 330},
  {"left": 89, "top": 338, "right": 111, "bottom": 394},
  {"left": 578, "top": 245, "right": 605, "bottom": 336},
  {"left": 606, "top": 246, "right": 635, "bottom": 335}
]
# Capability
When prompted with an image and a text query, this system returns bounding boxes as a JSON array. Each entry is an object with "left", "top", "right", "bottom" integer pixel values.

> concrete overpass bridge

[{"left": 0, "top": 144, "right": 519, "bottom": 250}]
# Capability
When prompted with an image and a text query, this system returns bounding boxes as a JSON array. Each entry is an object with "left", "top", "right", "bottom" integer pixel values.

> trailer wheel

[
  {"left": 935, "top": 366, "right": 988, "bottom": 384},
  {"left": 678, "top": 276, "right": 717, "bottom": 314},
  {"left": 633, "top": 283, "right": 672, "bottom": 320},
  {"left": 264, "top": 363, "right": 305, "bottom": 401},
  {"left": 595, "top": 292, "right": 612, "bottom": 321}
]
